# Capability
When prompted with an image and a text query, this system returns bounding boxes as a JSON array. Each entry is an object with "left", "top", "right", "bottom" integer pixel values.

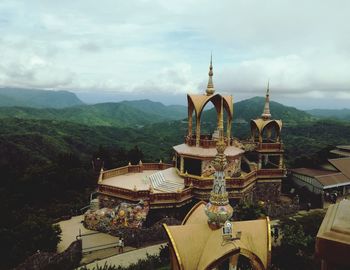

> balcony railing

[
  {"left": 98, "top": 184, "right": 192, "bottom": 206},
  {"left": 256, "top": 143, "right": 283, "bottom": 151},
  {"left": 257, "top": 169, "right": 286, "bottom": 177},
  {"left": 101, "top": 163, "right": 173, "bottom": 180},
  {"left": 184, "top": 170, "right": 258, "bottom": 189}
]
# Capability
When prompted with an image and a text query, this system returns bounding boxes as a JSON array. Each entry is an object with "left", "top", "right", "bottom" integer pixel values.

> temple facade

[{"left": 96, "top": 58, "right": 286, "bottom": 210}]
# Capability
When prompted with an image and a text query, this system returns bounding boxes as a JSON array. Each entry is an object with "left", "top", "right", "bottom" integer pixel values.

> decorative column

[
  {"left": 205, "top": 97, "right": 233, "bottom": 229},
  {"left": 279, "top": 154, "right": 283, "bottom": 169}
]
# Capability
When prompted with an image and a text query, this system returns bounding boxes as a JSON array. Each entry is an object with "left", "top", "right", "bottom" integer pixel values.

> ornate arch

[
  {"left": 187, "top": 93, "right": 233, "bottom": 146},
  {"left": 261, "top": 120, "right": 282, "bottom": 142}
]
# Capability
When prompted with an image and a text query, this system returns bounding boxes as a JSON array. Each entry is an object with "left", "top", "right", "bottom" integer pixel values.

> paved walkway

[
  {"left": 57, "top": 215, "right": 118, "bottom": 253},
  {"left": 78, "top": 243, "right": 165, "bottom": 270}
]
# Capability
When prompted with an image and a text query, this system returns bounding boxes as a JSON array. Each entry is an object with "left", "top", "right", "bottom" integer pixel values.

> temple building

[
  {"left": 163, "top": 106, "right": 271, "bottom": 269},
  {"left": 96, "top": 58, "right": 286, "bottom": 210}
]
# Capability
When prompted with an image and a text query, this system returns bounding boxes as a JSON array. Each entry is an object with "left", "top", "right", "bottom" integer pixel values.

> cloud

[{"left": 0, "top": 0, "right": 349, "bottom": 108}]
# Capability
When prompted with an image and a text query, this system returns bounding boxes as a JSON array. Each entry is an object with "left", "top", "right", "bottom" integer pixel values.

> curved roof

[
  {"left": 163, "top": 201, "right": 271, "bottom": 270},
  {"left": 251, "top": 119, "right": 282, "bottom": 134},
  {"left": 187, "top": 93, "right": 233, "bottom": 119}
]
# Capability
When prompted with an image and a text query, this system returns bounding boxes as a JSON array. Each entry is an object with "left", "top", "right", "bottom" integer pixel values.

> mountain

[
  {"left": 0, "top": 100, "right": 187, "bottom": 128},
  {"left": 306, "top": 108, "right": 350, "bottom": 120},
  {"left": 119, "top": 99, "right": 187, "bottom": 120},
  {"left": 0, "top": 87, "right": 84, "bottom": 108},
  {"left": 0, "top": 97, "right": 314, "bottom": 128},
  {"left": 201, "top": 97, "right": 314, "bottom": 124}
]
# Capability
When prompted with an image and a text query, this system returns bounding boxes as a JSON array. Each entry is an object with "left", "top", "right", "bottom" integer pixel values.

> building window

[{"left": 184, "top": 157, "right": 202, "bottom": 176}]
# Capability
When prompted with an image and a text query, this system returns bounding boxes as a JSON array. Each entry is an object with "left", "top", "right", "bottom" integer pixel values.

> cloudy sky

[{"left": 0, "top": 0, "right": 350, "bottom": 109}]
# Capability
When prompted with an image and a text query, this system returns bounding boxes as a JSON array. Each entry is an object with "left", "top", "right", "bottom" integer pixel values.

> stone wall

[{"left": 14, "top": 240, "right": 82, "bottom": 270}]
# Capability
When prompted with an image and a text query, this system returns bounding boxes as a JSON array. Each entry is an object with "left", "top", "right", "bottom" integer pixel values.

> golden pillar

[
  {"left": 226, "top": 118, "right": 232, "bottom": 144},
  {"left": 188, "top": 110, "right": 193, "bottom": 137},
  {"left": 279, "top": 154, "right": 283, "bottom": 169},
  {"left": 196, "top": 116, "right": 201, "bottom": 147}
]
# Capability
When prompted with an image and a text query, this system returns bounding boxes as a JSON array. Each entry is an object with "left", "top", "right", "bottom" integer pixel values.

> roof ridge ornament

[
  {"left": 261, "top": 80, "right": 272, "bottom": 120},
  {"left": 206, "top": 53, "right": 215, "bottom": 96}
]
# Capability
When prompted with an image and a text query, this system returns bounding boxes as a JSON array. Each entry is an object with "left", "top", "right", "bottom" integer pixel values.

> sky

[{"left": 0, "top": 0, "right": 350, "bottom": 109}]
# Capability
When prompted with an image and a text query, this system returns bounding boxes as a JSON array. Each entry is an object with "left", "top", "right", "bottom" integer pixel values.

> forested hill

[
  {"left": 0, "top": 97, "right": 315, "bottom": 129},
  {"left": 120, "top": 99, "right": 187, "bottom": 120},
  {"left": 201, "top": 97, "right": 314, "bottom": 124},
  {"left": 0, "top": 87, "right": 84, "bottom": 108},
  {"left": 306, "top": 108, "right": 350, "bottom": 121},
  {"left": 0, "top": 100, "right": 187, "bottom": 128}
]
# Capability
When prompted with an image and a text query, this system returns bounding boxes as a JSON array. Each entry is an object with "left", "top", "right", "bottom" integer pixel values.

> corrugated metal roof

[
  {"left": 290, "top": 168, "right": 335, "bottom": 177},
  {"left": 315, "top": 173, "right": 350, "bottom": 188},
  {"left": 328, "top": 158, "right": 350, "bottom": 179}
]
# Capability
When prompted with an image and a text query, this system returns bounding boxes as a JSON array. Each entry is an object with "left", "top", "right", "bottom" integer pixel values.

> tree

[{"left": 233, "top": 202, "right": 266, "bottom": 221}]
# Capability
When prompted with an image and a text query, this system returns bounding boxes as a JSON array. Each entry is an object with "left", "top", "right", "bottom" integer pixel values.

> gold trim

[
  {"left": 240, "top": 248, "right": 266, "bottom": 270},
  {"left": 205, "top": 248, "right": 240, "bottom": 270},
  {"left": 182, "top": 201, "right": 207, "bottom": 225},
  {"left": 162, "top": 224, "right": 183, "bottom": 270},
  {"left": 266, "top": 216, "right": 272, "bottom": 267}
]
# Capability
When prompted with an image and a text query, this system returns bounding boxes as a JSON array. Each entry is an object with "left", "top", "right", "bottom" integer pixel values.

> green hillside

[
  {"left": 200, "top": 97, "right": 314, "bottom": 124},
  {"left": 0, "top": 100, "right": 187, "bottom": 128},
  {"left": 2, "top": 111, "right": 350, "bottom": 268},
  {"left": 0, "top": 87, "right": 84, "bottom": 108},
  {"left": 307, "top": 108, "right": 350, "bottom": 121},
  {"left": 234, "top": 97, "right": 314, "bottom": 123},
  {"left": 120, "top": 100, "right": 187, "bottom": 120}
]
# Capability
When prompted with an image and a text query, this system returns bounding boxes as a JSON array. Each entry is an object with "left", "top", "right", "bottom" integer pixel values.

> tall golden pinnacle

[
  {"left": 206, "top": 53, "right": 215, "bottom": 95},
  {"left": 261, "top": 80, "right": 272, "bottom": 120},
  {"left": 205, "top": 97, "right": 233, "bottom": 229}
]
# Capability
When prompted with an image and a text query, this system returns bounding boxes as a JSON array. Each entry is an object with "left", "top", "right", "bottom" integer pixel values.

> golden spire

[
  {"left": 213, "top": 98, "right": 227, "bottom": 173},
  {"left": 261, "top": 80, "right": 272, "bottom": 120},
  {"left": 206, "top": 53, "right": 215, "bottom": 95}
]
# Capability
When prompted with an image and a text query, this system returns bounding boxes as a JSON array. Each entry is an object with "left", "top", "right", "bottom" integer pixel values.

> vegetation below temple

[{"left": 1, "top": 97, "right": 350, "bottom": 269}]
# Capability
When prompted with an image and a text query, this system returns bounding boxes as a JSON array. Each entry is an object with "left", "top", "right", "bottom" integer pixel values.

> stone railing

[
  {"left": 98, "top": 184, "right": 192, "bottom": 206},
  {"left": 101, "top": 163, "right": 173, "bottom": 180}
]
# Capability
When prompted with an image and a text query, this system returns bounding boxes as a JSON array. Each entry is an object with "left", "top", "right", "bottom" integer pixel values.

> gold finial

[
  {"left": 261, "top": 80, "right": 271, "bottom": 120},
  {"left": 206, "top": 53, "right": 215, "bottom": 95}
]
